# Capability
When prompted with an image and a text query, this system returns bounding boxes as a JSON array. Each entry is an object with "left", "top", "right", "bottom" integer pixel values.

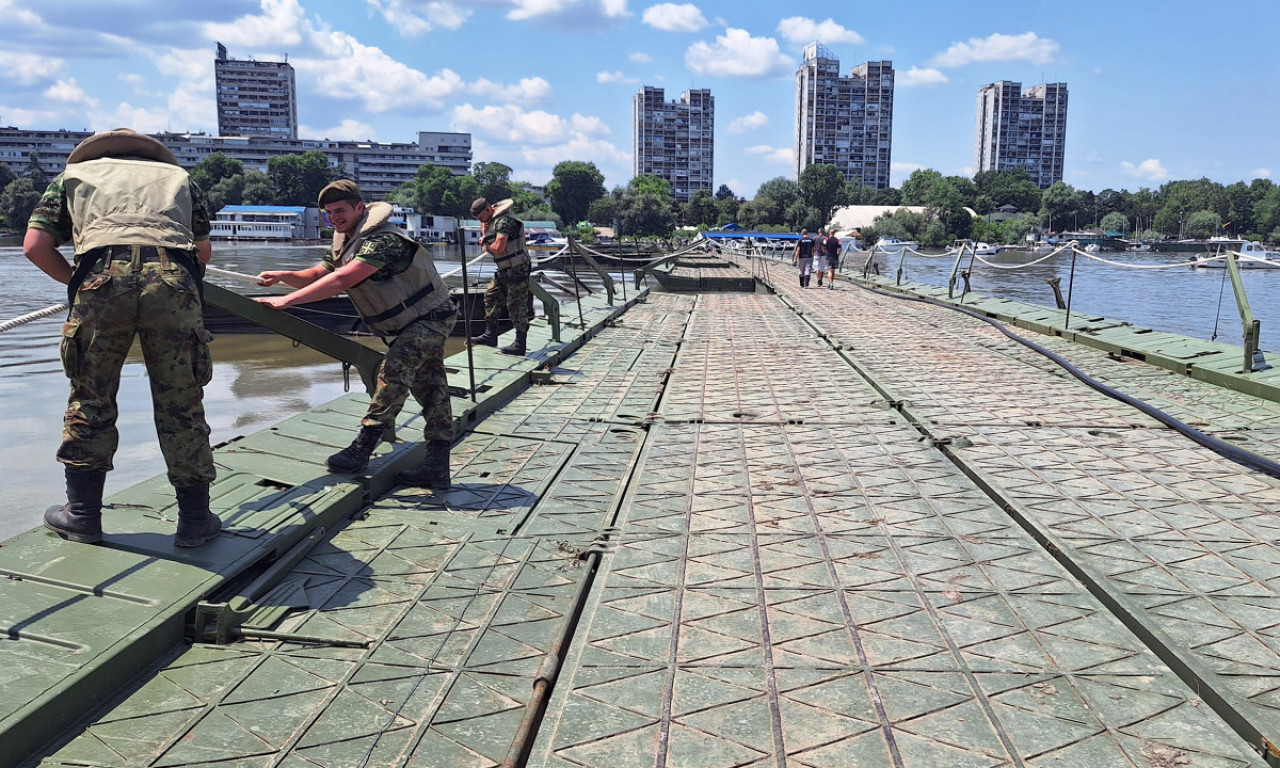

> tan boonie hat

[
  {"left": 67, "top": 128, "right": 178, "bottom": 166},
  {"left": 318, "top": 179, "right": 362, "bottom": 208}
]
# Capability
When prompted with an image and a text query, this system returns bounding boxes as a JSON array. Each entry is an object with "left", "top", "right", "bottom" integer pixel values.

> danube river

[{"left": 3, "top": 243, "right": 1278, "bottom": 540}]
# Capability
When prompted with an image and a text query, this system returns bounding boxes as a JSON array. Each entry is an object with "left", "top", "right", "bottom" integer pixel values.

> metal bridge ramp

[
  {"left": 32, "top": 293, "right": 693, "bottom": 768},
  {"left": 527, "top": 293, "right": 1262, "bottom": 768}
]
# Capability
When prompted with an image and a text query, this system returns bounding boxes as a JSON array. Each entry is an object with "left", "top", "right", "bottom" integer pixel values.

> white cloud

[
  {"left": 898, "top": 67, "right": 948, "bottom": 87},
  {"left": 1120, "top": 158, "right": 1169, "bottom": 181},
  {"left": 306, "top": 118, "right": 377, "bottom": 140},
  {"left": 630, "top": 51, "right": 652, "bottom": 62},
  {"left": 43, "top": 79, "right": 92, "bottom": 105},
  {"left": 1253, "top": 168, "right": 1272, "bottom": 179},
  {"left": 469, "top": 76, "right": 553, "bottom": 105},
  {"left": 600, "top": 0, "right": 629, "bottom": 18},
  {"left": 890, "top": 161, "right": 924, "bottom": 187},
  {"left": 301, "top": 30, "right": 466, "bottom": 112},
  {"left": 87, "top": 103, "right": 176, "bottom": 134},
  {"left": 727, "top": 110, "right": 768, "bottom": 133},
  {"left": 597, "top": 70, "right": 639, "bottom": 84},
  {"left": 642, "top": 3, "right": 706, "bottom": 32},
  {"left": 203, "top": 0, "right": 308, "bottom": 48},
  {"left": 366, "top": 0, "right": 471, "bottom": 36},
  {"left": 745, "top": 144, "right": 794, "bottom": 166},
  {"left": 686, "top": 28, "right": 794, "bottom": 78},
  {"left": 0, "top": 50, "right": 62, "bottom": 86},
  {"left": 776, "top": 17, "right": 863, "bottom": 46},
  {"left": 929, "top": 32, "right": 1059, "bottom": 68},
  {"left": 507, "top": 0, "right": 628, "bottom": 22},
  {"left": 452, "top": 103, "right": 610, "bottom": 145}
]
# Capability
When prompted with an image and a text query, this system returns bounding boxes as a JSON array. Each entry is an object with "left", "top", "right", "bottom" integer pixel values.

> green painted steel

[
  {"left": 22, "top": 253, "right": 1280, "bottom": 767},
  {"left": 2, "top": 286, "right": 643, "bottom": 768}
]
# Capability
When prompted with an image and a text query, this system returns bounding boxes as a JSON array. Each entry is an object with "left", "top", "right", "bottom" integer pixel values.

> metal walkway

[{"left": 24, "top": 260, "right": 1280, "bottom": 767}]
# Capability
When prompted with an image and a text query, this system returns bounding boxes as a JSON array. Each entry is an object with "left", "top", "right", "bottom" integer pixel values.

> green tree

[
  {"left": 510, "top": 187, "right": 544, "bottom": 214},
  {"left": 206, "top": 174, "right": 247, "bottom": 214},
  {"left": 24, "top": 151, "right": 46, "bottom": 187},
  {"left": 190, "top": 152, "right": 244, "bottom": 193},
  {"left": 798, "top": 163, "right": 843, "bottom": 220},
  {"left": 1100, "top": 211, "right": 1130, "bottom": 234},
  {"left": 267, "top": 151, "right": 340, "bottom": 206},
  {"left": 972, "top": 168, "right": 1040, "bottom": 213},
  {"left": 1184, "top": 210, "right": 1222, "bottom": 239},
  {"left": 0, "top": 161, "right": 16, "bottom": 192},
  {"left": 1039, "top": 181, "right": 1090, "bottom": 231},
  {"left": 684, "top": 189, "right": 719, "bottom": 228},
  {"left": 546, "top": 160, "right": 605, "bottom": 225},
  {"left": 869, "top": 187, "right": 901, "bottom": 206},
  {"left": 587, "top": 194, "right": 621, "bottom": 227},
  {"left": 473, "top": 161, "right": 514, "bottom": 203},
  {"left": 242, "top": 170, "right": 274, "bottom": 205},
  {"left": 628, "top": 174, "right": 673, "bottom": 199},
  {"left": 755, "top": 177, "right": 799, "bottom": 213},
  {"left": 618, "top": 192, "right": 676, "bottom": 237},
  {"left": 0, "top": 177, "right": 41, "bottom": 230},
  {"left": 394, "top": 163, "right": 480, "bottom": 219},
  {"left": 714, "top": 184, "right": 736, "bottom": 201}
]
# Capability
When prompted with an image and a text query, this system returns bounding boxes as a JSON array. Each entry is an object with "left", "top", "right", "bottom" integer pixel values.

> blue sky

[{"left": 1, "top": 0, "right": 1276, "bottom": 198}]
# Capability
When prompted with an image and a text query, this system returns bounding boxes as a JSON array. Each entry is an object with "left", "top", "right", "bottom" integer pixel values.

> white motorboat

[
  {"left": 1192, "top": 240, "right": 1280, "bottom": 269},
  {"left": 873, "top": 237, "right": 920, "bottom": 254}
]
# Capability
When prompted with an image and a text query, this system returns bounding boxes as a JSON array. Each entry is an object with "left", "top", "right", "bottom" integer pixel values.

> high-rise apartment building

[
  {"left": 974, "top": 81, "right": 1068, "bottom": 189},
  {"left": 214, "top": 42, "right": 298, "bottom": 139},
  {"left": 633, "top": 86, "right": 714, "bottom": 203},
  {"left": 795, "top": 44, "right": 894, "bottom": 189}
]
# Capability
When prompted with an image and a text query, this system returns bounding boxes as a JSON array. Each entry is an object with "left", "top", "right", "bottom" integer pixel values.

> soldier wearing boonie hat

[
  {"left": 254, "top": 179, "right": 458, "bottom": 489},
  {"left": 467, "top": 196, "right": 532, "bottom": 355},
  {"left": 23, "top": 128, "right": 222, "bottom": 547}
]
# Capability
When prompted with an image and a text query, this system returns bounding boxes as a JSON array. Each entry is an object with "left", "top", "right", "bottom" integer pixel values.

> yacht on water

[{"left": 1192, "top": 240, "right": 1280, "bottom": 269}]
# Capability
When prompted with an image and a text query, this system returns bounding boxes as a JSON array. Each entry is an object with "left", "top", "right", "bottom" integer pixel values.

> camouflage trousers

[
  {"left": 481, "top": 264, "right": 531, "bottom": 333},
  {"left": 58, "top": 250, "right": 215, "bottom": 487},
  {"left": 363, "top": 312, "right": 457, "bottom": 443}
]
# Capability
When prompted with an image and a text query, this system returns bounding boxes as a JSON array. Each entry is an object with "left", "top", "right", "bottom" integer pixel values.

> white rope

[
  {"left": 0, "top": 303, "right": 67, "bottom": 333},
  {"left": 969, "top": 244, "right": 1074, "bottom": 269},
  {"left": 441, "top": 252, "right": 489, "bottom": 278},
  {"left": 205, "top": 265, "right": 267, "bottom": 284}
]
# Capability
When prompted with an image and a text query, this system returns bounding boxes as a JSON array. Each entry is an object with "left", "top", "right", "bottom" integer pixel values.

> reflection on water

[{"left": 0, "top": 243, "right": 471, "bottom": 541}]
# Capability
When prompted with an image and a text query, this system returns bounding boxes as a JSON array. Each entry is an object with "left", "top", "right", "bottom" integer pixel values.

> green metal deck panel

[
  {"left": 4, "top": 289, "right": 650, "bottom": 767},
  {"left": 847, "top": 269, "right": 1280, "bottom": 403},
  {"left": 529, "top": 420, "right": 1263, "bottom": 768},
  {"left": 781, "top": 286, "right": 1162, "bottom": 430},
  {"left": 936, "top": 423, "right": 1280, "bottom": 734},
  {"left": 37, "top": 533, "right": 585, "bottom": 768},
  {"left": 28, "top": 288, "right": 668, "bottom": 768}
]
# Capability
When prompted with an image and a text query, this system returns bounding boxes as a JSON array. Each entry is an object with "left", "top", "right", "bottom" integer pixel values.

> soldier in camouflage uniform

[
  {"left": 24, "top": 128, "right": 221, "bottom": 547},
  {"left": 467, "top": 197, "right": 531, "bottom": 356},
  {"left": 256, "top": 180, "right": 458, "bottom": 488}
]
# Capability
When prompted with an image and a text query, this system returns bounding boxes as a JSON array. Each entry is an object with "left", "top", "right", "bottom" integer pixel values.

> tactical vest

[
  {"left": 333, "top": 202, "right": 452, "bottom": 335},
  {"left": 63, "top": 157, "right": 195, "bottom": 255},
  {"left": 490, "top": 212, "right": 531, "bottom": 270}
]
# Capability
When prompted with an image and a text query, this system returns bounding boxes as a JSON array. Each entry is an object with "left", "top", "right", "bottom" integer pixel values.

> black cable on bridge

[{"left": 852, "top": 280, "right": 1280, "bottom": 481}]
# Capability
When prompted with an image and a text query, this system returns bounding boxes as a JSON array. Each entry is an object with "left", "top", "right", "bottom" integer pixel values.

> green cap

[{"left": 318, "top": 179, "right": 362, "bottom": 208}]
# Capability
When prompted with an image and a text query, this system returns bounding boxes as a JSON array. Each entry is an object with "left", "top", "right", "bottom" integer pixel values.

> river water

[
  {"left": 872, "top": 249, "right": 1280, "bottom": 351},
  {"left": 3, "top": 244, "right": 1277, "bottom": 540}
]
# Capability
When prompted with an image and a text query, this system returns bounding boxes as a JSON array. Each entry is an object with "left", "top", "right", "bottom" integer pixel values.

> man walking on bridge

[{"left": 256, "top": 180, "right": 458, "bottom": 489}]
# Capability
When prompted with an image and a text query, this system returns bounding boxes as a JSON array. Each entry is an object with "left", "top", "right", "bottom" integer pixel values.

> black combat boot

[
  {"left": 397, "top": 440, "right": 452, "bottom": 489},
  {"left": 174, "top": 483, "right": 222, "bottom": 548},
  {"left": 44, "top": 468, "right": 107, "bottom": 544},
  {"left": 469, "top": 321, "right": 499, "bottom": 347},
  {"left": 498, "top": 328, "right": 527, "bottom": 356},
  {"left": 327, "top": 424, "right": 385, "bottom": 473}
]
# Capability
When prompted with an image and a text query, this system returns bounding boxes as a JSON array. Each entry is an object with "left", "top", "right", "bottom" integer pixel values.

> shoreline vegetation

[{"left": 2, "top": 151, "right": 1276, "bottom": 253}]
